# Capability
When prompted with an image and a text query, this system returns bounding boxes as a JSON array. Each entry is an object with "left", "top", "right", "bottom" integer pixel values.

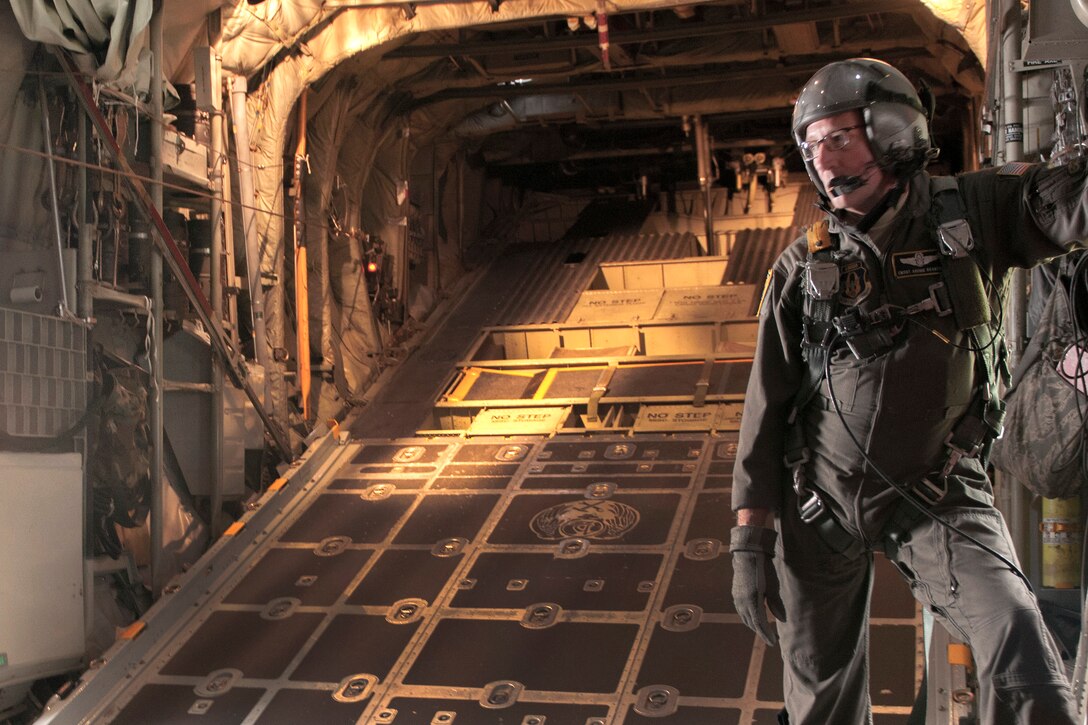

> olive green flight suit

[{"left": 733, "top": 162, "right": 1088, "bottom": 724}]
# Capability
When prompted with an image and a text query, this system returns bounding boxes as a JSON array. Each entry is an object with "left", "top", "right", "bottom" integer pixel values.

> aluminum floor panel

[{"left": 56, "top": 433, "right": 921, "bottom": 724}]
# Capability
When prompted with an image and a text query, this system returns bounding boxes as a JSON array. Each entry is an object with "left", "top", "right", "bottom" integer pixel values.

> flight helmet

[{"left": 792, "top": 58, "right": 934, "bottom": 195}]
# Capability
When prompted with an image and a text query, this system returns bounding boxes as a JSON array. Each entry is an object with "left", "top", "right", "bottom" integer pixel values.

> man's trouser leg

[
  {"left": 775, "top": 496, "right": 874, "bottom": 725},
  {"left": 888, "top": 505, "right": 1077, "bottom": 724}
]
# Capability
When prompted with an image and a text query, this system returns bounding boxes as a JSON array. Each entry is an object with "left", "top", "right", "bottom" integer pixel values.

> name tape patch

[{"left": 892, "top": 250, "right": 943, "bottom": 279}]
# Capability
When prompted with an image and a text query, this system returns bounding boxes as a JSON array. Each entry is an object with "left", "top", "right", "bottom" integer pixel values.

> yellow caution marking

[
  {"left": 446, "top": 368, "right": 482, "bottom": 402},
  {"left": 223, "top": 521, "right": 246, "bottom": 537},
  {"left": 327, "top": 418, "right": 341, "bottom": 438},
  {"left": 119, "top": 621, "right": 146, "bottom": 640},
  {"left": 533, "top": 367, "right": 562, "bottom": 400},
  {"left": 757, "top": 269, "right": 774, "bottom": 317},
  {"left": 948, "top": 643, "right": 973, "bottom": 667},
  {"left": 487, "top": 368, "right": 544, "bottom": 378},
  {"left": 268, "top": 477, "right": 288, "bottom": 492}
]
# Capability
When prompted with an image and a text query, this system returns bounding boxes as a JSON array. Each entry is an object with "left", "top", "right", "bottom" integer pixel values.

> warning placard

[
  {"left": 568, "top": 289, "right": 663, "bottom": 323},
  {"left": 655, "top": 285, "right": 757, "bottom": 321},
  {"left": 633, "top": 403, "right": 744, "bottom": 432},
  {"left": 468, "top": 406, "right": 570, "bottom": 435},
  {"left": 634, "top": 405, "right": 716, "bottom": 431}
]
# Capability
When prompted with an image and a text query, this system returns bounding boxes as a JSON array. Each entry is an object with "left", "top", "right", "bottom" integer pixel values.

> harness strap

[
  {"left": 788, "top": 221, "right": 865, "bottom": 556},
  {"left": 788, "top": 180, "right": 1003, "bottom": 551},
  {"left": 901, "top": 179, "right": 1002, "bottom": 506}
]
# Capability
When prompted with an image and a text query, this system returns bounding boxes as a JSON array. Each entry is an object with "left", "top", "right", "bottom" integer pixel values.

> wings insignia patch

[{"left": 892, "top": 250, "right": 943, "bottom": 279}]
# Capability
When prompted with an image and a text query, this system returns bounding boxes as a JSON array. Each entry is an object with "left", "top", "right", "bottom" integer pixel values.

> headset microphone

[
  {"left": 827, "top": 162, "right": 879, "bottom": 197},
  {"left": 828, "top": 175, "right": 864, "bottom": 197}
]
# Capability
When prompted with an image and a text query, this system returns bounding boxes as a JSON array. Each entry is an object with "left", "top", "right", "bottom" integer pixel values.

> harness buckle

[
  {"left": 940, "top": 432, "right": 983, "bottom": 479},
  {"left": 797, "top": 486, "right": 828, "bottom": 525},
  {"left": 927, "top": 283, "right": 954, "bottom": 317},
  {"left": 913, "top": 475, "right": 948, "bottom": 506},
  {"left": 783, "top": 446, "right": 810, "bottom": 469},
  {"left": 802, "top": 260, "right": 840, "bottom": 300},
  {"left": 832, "top": 307, "right": 866, "bottom": 337},
  {"left": 936, "top": 219, "right": 975, "bottom": 258},
  {"left": 903, "top": 283, "right": 954, "bottom": 317},
  {"left": 801, "top": 320, "right": 835, "bottom": 350}
]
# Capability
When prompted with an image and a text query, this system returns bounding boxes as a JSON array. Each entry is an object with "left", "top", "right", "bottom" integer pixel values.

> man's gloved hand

[{"left": 730, "top": 525, "right": 787, "bottom": 646}]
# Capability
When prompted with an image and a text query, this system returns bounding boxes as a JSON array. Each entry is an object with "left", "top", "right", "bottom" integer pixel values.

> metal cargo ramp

[
  {"left": 38, "top": 234, "right": 923, "bottom": 725},
  {"left": 38, "top": 434, "right": 921, "bottom": 725}
]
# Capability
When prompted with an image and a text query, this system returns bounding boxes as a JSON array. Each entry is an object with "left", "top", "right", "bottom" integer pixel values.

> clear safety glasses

[{"left": 799, "top": 124, "right": 864, "bottom": 160}]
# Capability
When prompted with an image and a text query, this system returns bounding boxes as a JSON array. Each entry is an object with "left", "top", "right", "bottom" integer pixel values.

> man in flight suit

[{"left": 730, "top": 57, "right": 1088, "bottom": 723}]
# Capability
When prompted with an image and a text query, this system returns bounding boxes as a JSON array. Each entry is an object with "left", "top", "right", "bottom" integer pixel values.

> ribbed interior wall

[
  {"left": 791, "top": 183, "right": 823, "bottom": 230},
  {"left": 0, "top": 307, "right": 86, "bottom": 438},
  {"left": 492, "top": 232, "right": 700, "bottom": 326},
  {"left": 724, "top": 227, "right": 795, "bottom": 286}
]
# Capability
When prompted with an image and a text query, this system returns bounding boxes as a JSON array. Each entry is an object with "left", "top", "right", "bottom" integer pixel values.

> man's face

[{"left": 804, "top": 110, "right": 898, "bottom": 216}]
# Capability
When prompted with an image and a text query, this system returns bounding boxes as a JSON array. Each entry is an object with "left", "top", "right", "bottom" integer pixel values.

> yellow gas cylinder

[{"left": 1041, "top": 497, "right": 1081, "bottom": 589}]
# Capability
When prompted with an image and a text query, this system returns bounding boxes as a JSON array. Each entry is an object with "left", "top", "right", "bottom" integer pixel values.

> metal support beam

[
  {"left": 77, "top": 111, "right": 94, "bottom": 320},
  {"left": 996, "top": 0, "right": 1032, "bottom": 570},
  {"left": 149, "top": 0, "right": 166, "bottom": 596},
  {"left": 53, "top": 50, "right": 295, "bottom": 463},
  {"left": 208, "top": 53, "right": 226, "bottom": 538},
  {"left": 38, "top": 80, "right": 71, "bottom": 315},
  {"left": 385, "top": 0, "right": 921, "bottom": 58},
  {"left": 693, "top": 115, "right": 714, "bottom": 255},
  {"left": 410, "top": 48, "right": 923, "bottom": 108},
  {"left": 228, "top": 75, "right": 271, "bottom": 372}
]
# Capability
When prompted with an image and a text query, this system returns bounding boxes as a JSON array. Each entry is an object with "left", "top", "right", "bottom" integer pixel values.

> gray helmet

[{"left": 792, "top": 58, "right": 934, "bottom": 194}]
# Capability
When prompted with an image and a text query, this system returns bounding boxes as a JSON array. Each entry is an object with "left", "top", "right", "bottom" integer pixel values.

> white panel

[
  {"left": 654, "top": 285, "right": 756, "bottom": 321},
  {"left": 0, "top": 452, "right": 84, "bottom": 686},
  {"left": 567, "top": 289, "right": 663, "bottom": 323}
]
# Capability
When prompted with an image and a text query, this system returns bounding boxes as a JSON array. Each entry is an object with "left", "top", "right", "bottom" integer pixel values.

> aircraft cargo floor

[
  {"left": 40, "top": 230, "right": 922, "bottom": 725},
  {"left": 103, "top": 435, "right": 919, "bottom": 725}
]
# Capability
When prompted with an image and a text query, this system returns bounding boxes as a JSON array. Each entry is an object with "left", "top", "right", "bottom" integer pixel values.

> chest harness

[{"left": 784, "top": 178, "right": 1007, "bottom": 553}]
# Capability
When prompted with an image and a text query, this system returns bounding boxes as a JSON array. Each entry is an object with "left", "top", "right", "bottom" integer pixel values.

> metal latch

[
  {"left": 684, "top": 538, "right": 722, "bottom": 561},
  {"left": 386, "top": 599, "right": 427, "bottom": 625},
  {"left": 195, "top": 669, "right": 242, "bottom": 698},
  {"left": 662, "top": 604, "right": 702, "bottom": 632},
  {"left": 480, "top": 681, "right": 524, "bottom": 709},
  {"left": 260, "top": 597, "right": 300, "bottom": 620},
  {"left": 585, "top": 482, "right": 615, "bottom": 499},
  {"left": 496, "top": 444, "right": 530, "bottom": 461},
  {"left": 556, "top": 537, "right": 590, "bottom": 559},
  {"left": 802, "top": 260, "right": 840, "bottom": 300},
  {"left": 432, "top": 537, "right": 468, "bottom": 557},
  {"left": 604, "top": 443, "right": 635, "bottom": 460},
  {"left": 937, "top": 219, "right": 974, "bottom": 258},
  {"left": 521, "top": 603, "right": 561, "bottom": 629},
  {"left": 315, "top": 536, "right": 351, "bottom": 557},
  {"left": 633, "top": 685, "right": 680, "bottom": 718},
  {"left": 333, "top": 673, "right": 376, "bottom": 703},
  {"left": 393, "top": 445, "right": 426, "bottom": 463},
  {"left": 797, "top": 488, "right": 827, "bottom": 525}
]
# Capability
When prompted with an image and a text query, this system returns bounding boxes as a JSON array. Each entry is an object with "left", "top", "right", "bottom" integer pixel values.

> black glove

[{"left": 730, "top": 525, "right": 787, "bottom": 646}]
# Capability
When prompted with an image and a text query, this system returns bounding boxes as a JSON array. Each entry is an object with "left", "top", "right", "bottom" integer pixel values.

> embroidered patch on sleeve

[
  {"left": 892, "top": 250, "right": 943, "bottom": 278},
  {"left": 998, "top": 161, "right": 1032, "bottom": 176},
  {"left": 838, "top": 260, "right": 871, "bottom": 304},
  {"left": 757, "top": 268, "right": 773, "bottom": 317}
]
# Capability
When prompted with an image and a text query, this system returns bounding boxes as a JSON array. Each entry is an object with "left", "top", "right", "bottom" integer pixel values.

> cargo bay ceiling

[{"left": 216, "top": 0, "right": 986, "bottom": 200}]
